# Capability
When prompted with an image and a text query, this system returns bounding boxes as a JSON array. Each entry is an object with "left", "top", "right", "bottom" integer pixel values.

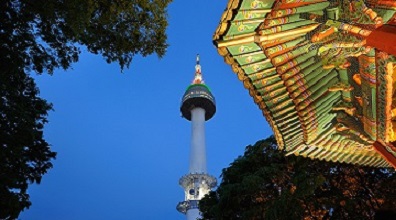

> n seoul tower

[{"left": 177, "top": 55, "right": 217, "bottom": 219}]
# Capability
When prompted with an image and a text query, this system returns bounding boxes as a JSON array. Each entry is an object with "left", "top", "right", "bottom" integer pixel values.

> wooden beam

[
  {"left": 366, "top": 25, "right": 396, "bottom": 56},
  {"left": 373, "top": 141, "right": 396, "bottom": 168}
]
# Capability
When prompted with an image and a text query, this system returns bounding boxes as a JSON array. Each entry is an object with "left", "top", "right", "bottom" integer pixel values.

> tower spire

[
  {"left": 177, "top": 55, "right": 217, "bottom": 220},
  {"left": 192, "top": 54, "right": 204, "bottom": 85}
]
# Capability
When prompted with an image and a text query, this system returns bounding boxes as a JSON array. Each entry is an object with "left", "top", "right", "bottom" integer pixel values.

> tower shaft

[
  {"left": 190, "top": 107, "right": 207, "bottom": 173},
  {"left": 187, "top": 209, "right": 200, "bottom": 220}
]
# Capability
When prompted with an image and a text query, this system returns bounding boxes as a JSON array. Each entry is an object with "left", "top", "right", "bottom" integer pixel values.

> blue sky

[{"left": 20, "top": 1, "right": 272, "bottom": 219}]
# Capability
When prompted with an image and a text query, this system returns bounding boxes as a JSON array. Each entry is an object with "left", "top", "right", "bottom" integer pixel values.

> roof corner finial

[{"left": 193, "top": 54, "right": 203, "bottom": 84}]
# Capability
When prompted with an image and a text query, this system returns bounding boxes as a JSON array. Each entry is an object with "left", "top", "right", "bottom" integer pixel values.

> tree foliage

[
  {"left": 0, "top": 0, "right": 172, "bottom": 218},
  {"left": 1, "top": 0, "right": 171, "bottom": 74},
  {"left": 0, "top": 70, "right": 55, "bottom": 219},
  {"left": 199, "top": 136, "right": 396, "bottom": 220}
]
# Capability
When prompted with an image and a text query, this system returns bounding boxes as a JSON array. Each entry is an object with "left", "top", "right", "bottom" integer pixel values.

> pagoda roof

[{"left": 213, "top": 0, "right": 396, "bottom": 167}]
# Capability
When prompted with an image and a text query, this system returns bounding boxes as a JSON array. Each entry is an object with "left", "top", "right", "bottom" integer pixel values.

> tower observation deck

[{"left": 177, "top": 55, "right": 217, "bottom": 220}]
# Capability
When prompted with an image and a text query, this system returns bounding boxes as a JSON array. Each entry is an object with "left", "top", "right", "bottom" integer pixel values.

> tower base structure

[{"left": 176, "top": 173, "right": 217, "bottom": 215}]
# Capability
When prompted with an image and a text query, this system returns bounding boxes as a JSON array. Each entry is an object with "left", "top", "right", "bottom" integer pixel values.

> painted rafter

[{"left": 214, "top": 0, "right": 396, "bottom": 167}]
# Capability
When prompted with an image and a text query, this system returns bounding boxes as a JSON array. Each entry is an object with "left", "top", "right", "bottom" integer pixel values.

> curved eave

[
  {"left": 213, "top": 0, "right": 243, "bottom": 42},
  {"left": 213, "top": 0, "right": 396, "bottom": 167}
]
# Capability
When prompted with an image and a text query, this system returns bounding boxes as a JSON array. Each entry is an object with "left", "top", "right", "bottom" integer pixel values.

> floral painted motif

[
  {"left": 238, "top": 45, "right": 254, "bottom": 53},
  {"left": 237, "top": 23, "right": 254, "bottom": 32},
  {"left": 250, "top": 0, "right": 270, "bottom": 9},
  {"left": 245, "top": 56, "right": 255, "bottom": 63},
  {"left": 242, "top": 11, "right": 255, "bottom": 19}
]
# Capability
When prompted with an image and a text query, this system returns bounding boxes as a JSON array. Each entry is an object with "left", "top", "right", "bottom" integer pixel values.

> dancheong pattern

[{"left": 214, "top": 0, "right": 396, "bottom": 167}]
